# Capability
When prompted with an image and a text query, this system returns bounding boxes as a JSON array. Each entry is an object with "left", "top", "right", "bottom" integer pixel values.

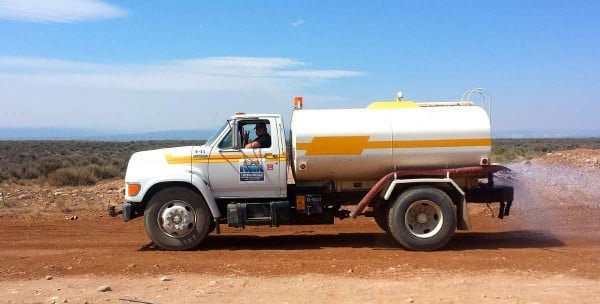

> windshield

[{"left": 204, "top": 121, "right": 231, "bottom": 146}]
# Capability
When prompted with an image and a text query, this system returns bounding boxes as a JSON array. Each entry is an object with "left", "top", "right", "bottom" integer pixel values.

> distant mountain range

[{"left": 0, "top": 127, "right": 598, "bottom": 140}]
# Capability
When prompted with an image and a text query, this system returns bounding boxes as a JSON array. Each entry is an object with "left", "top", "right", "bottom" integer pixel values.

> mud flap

[{"left": 456, "top": 197, "right": 471, "bottom": 230}]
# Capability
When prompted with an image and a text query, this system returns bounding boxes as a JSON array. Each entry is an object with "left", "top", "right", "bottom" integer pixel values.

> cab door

[{"left": 207, "top": 118, "right": 282, "bottom": 198}]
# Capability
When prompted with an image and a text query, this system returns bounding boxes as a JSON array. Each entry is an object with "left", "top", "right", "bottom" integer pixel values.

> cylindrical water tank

[{"left": 291, "top": 104, "right": 491, "bottom": 182}]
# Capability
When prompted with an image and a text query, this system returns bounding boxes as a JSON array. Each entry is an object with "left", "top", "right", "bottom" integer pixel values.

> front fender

[
  {"left": 124, "top": 146, "right": 221, "bottom": 219},
  {"left": 191, "top": 174, "right": 220, "bottom": 218},
  {"left": 128, "top": 173, "right": 221, "bottom": 219}
]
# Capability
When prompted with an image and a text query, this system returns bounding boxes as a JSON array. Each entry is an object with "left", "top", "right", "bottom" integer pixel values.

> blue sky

[{"left": 0, "top": 0, "right": 599, "bottom": 136}]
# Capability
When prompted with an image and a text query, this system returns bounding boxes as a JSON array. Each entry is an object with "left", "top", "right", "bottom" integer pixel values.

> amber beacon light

[{"left": 294, "top": 96, "right": 303, "bottom": 109}]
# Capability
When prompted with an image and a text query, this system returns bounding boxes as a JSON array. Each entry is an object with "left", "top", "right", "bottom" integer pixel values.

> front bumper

[{"left": 108, "top": 202, "right": 144, "bottom": 222}]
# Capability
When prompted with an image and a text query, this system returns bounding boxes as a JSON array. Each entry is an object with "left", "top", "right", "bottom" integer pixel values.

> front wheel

[
  {"left": 388, "top": 186, "right": 456, "bottom": 251},
  {"left": 144, "top": 186, "right": 212, "bottom": 251}
]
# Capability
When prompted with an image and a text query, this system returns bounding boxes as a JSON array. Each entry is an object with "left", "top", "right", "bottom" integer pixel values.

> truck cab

[{"left": 196, "top": 114, "right": 288, "bottom": 199}]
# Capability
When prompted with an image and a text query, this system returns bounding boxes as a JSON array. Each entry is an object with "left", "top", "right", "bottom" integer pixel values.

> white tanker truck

[{"left": 109, "top": 89, "right": 514, "bottom": 251}]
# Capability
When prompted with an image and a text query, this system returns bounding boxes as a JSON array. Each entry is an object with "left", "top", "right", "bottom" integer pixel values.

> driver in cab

[{"left": 244, "top": 123, "right": 271, "bottom": 149}]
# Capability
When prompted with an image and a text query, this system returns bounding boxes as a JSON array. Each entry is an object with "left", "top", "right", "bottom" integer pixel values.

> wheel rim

[
  {"left": 157, "top": 200, "right": 196, "bottom": 238},
  {"left": 404, "top": 200, "right": 443, "bottom": 238}
]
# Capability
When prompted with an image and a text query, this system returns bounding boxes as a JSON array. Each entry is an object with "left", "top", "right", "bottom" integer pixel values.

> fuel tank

[{"left": 290, "top": 102, "right": 491, "bottom": 182}]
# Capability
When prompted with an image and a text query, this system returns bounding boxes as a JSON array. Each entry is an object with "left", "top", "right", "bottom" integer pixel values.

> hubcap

[
  {"left": 405, "top": 200, "right": 443, "bottom": 238},
  {"left": 157, "top": 200, "right": 196, "bottom": 238}
]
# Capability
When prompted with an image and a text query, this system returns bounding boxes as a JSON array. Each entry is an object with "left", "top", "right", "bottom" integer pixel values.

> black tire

[
  {"left": 373, "top": 204, "right": 390, "bottom": 234},
  {"left": 144, "top": 186, "right": 212, "bottom": 251},
  {"left": 388, "top": 186, "right": 456, "bottom": 251},
  {"left": 208, "top": 220, "right": 216, "bottom": 234}
]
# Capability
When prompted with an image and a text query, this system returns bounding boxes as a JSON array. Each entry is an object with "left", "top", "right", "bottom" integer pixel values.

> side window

[
  {"left": 217, "top": 129, "right": 233, "bottom": 149},
  {"left": 240, "top": 120, "right": 272, "bottom": 149}
]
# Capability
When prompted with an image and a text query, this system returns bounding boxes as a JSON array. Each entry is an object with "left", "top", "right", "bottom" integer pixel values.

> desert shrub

[
  {"left": 48, "top": 167, "right": 98, "bottom": 186},
  {"left": 7, "top": 164, "right": 22, "bottom": 180},
  {"left": 21, "top": 166, "right": 41, "bottom": 179},
  {"left": 0, "top": 161, "right": 8, "bottom": 182},
  {"left": 88, "top": 164, "right": 122, "bottom": 179},
  {"left": 37, "top": 156, "right": 63, "bottom": 177}
]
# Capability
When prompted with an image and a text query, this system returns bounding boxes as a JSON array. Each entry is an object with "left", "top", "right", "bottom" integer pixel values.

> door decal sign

[{"left": 239, "top": 159, "right": 265, "bottom": 182}]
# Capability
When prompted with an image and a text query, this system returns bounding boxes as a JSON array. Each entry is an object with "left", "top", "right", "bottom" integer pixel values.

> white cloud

[
  {"left": 0, "top": 56, "right": 363, "bottom": 92},
  {"left": 0, "top": 0, "right": 127, "bottom": 23},
  {"left": 278, "top": 70, "right": 364, "bottom": 79},
  {"left": 0, "top": 56, "right": 363, "bottom": 131},
  {"left": 291, "top": 19, "right": 304, "bottom": 27}
]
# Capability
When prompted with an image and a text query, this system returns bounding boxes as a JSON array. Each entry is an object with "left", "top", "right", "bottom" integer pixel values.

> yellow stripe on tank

[{"left": 296, "top": 137, "right": 491, "bottom": 156}]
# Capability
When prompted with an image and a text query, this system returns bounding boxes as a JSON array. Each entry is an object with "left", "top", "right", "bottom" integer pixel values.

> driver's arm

[{"left": 245, "top": 141, "right": 260, "bottom": 149}]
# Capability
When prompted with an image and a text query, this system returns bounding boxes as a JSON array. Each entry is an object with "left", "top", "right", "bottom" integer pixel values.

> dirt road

[{"left": 1, "top": 149, "right": 600, "bottom": 303}]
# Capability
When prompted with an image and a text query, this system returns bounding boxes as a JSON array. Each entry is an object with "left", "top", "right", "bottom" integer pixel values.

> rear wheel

[
  {"left": 388, "top": 186, "right": 456, "bottom": 251},
  {"left": 144, "top": 186, "right": 212, "bottom": 251}
]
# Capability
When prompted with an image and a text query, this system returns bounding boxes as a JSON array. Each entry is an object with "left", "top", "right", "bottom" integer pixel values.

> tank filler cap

[{"left": 396, "top": 91, "right": 404, "bottom": 101}]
